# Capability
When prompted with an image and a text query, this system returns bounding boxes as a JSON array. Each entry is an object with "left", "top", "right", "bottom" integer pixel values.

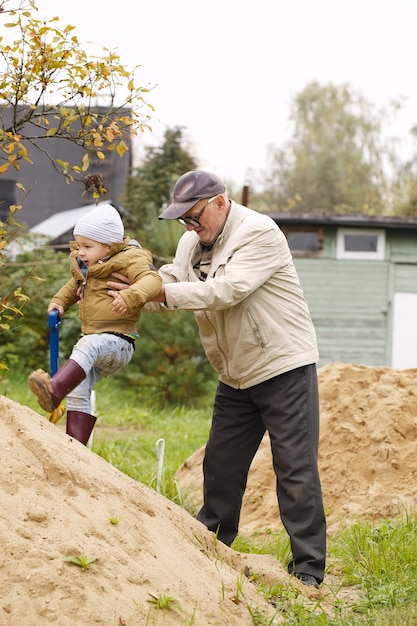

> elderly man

[{"left": 109, "top": 170, "right": 326, "bottom": 588}]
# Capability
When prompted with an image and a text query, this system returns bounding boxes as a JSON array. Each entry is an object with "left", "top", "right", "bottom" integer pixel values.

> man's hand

[
  {"left": 107, "top": 272, "right": 131, "bottom": 298},
  {"left": 152, "top": 285, "right": 166, "bottom": 303}
]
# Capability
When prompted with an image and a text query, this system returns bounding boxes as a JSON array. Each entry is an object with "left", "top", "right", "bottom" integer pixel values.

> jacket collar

[{"left": 214, "top": 200, "right": 236, "bottom": 247}]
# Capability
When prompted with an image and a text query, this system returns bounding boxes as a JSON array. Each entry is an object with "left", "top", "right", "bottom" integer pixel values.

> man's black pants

[{"left": 196, "top": 364, "right": 326, "bottom": 583}]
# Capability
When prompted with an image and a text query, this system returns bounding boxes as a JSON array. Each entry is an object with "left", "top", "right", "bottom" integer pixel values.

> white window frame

[{"left": 336, "top": 228, "right": 385, "bottom": 260}]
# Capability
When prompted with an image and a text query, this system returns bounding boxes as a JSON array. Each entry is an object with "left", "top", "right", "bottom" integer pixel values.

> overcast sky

[{"left": 36, "top": 0, "right": 417, "bottom": 188}]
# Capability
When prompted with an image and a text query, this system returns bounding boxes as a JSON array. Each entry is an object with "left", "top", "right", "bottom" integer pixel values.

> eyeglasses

[{"left": 177, "top": 195, "right": 218, "bottom": 228}]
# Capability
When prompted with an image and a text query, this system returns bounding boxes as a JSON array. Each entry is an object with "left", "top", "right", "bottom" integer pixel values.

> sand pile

[
  {"left": 0, "top": 396, "right": 292, "bottom": 625},
  {"left": 177, "top": 362, "right": 417, "bottom": 534},
  {"left": 2, "top": 361, "right": 417, "bottom": 624}
]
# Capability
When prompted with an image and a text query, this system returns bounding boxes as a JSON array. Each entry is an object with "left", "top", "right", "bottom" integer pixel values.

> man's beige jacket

[{"left": 156, "top": 202, "right": 319, "bottom": 389}]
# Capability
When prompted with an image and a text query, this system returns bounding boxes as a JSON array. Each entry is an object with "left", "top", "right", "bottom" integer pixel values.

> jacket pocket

[{"left": 245, "top": 308, "right": 266, "bottom": 350}]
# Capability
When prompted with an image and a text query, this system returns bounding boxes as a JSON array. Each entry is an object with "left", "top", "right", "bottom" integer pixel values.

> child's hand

[
  {"left": 111, "top": 294, "right": 128, "bottom": 315},
  {"left": 48, "top": 303, "right": 64, "bottom": 316}
]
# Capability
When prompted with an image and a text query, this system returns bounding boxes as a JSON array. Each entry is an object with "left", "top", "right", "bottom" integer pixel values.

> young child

[{"left": 28, "top": 204, "right": 162, "bottom": 445}]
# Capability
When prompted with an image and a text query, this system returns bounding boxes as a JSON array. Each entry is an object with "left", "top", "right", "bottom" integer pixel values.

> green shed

[{"left": 269, "top": 213, "right": 417, "bottom": 369}]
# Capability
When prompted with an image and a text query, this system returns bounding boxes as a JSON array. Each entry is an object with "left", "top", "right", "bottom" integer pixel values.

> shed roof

[{"left": 269, "top": 212, "right": 417, "bottom": 230}]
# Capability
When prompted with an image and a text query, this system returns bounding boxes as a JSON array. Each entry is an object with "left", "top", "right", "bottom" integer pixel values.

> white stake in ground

[{"left": 155, "top": 438, "right": 165, "bottom": 493}]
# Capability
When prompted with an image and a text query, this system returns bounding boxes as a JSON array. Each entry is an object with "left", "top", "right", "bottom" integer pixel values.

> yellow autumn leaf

[
  {"left": 81, "top": 154, "right": 90, "bottom": 171},
  {"left": 116, "top": 141, "right": 128, "bottom": 157}
]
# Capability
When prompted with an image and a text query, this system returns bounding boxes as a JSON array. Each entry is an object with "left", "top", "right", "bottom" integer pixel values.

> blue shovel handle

[{"left": 48, "top": 310, "right": 61, "bottom": 377}]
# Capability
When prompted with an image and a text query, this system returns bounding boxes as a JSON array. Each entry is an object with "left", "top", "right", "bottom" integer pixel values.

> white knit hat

[{"left": 73, "top": 204, "right": 124, "bottom": 244}]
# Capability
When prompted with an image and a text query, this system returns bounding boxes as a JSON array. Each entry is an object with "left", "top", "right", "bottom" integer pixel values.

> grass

[{"left": 3, "top": 368, "right": 417, "bottom": 624}]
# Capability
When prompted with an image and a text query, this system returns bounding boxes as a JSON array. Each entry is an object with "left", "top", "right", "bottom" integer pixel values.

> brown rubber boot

[
  {"left": 28, "top": 359, "right": 86, "bottom": 413},
  {"left": 66, "top": 411, "right": 96, "bottom": 446}
]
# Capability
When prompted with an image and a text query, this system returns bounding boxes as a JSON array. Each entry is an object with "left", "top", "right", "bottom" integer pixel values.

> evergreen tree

[{"left": 122, "top": 127, "right": 197, "bottom": 261}]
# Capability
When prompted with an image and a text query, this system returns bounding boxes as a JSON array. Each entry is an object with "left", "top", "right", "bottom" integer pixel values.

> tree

[
  {"left": 122, "top": 126, "right": 197, "bottom": 261},
  {"left": 0, "top": 0, "right": 154, "bottom": 369},
  {"left": 390, "top": 127, "right": 417, "bottom": 217},
  {"left": 0, "top": 1, "right": 152, "bottom": 192},
  {"left": 260, "top": 81, "right": 401, "bottom": 215}
]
